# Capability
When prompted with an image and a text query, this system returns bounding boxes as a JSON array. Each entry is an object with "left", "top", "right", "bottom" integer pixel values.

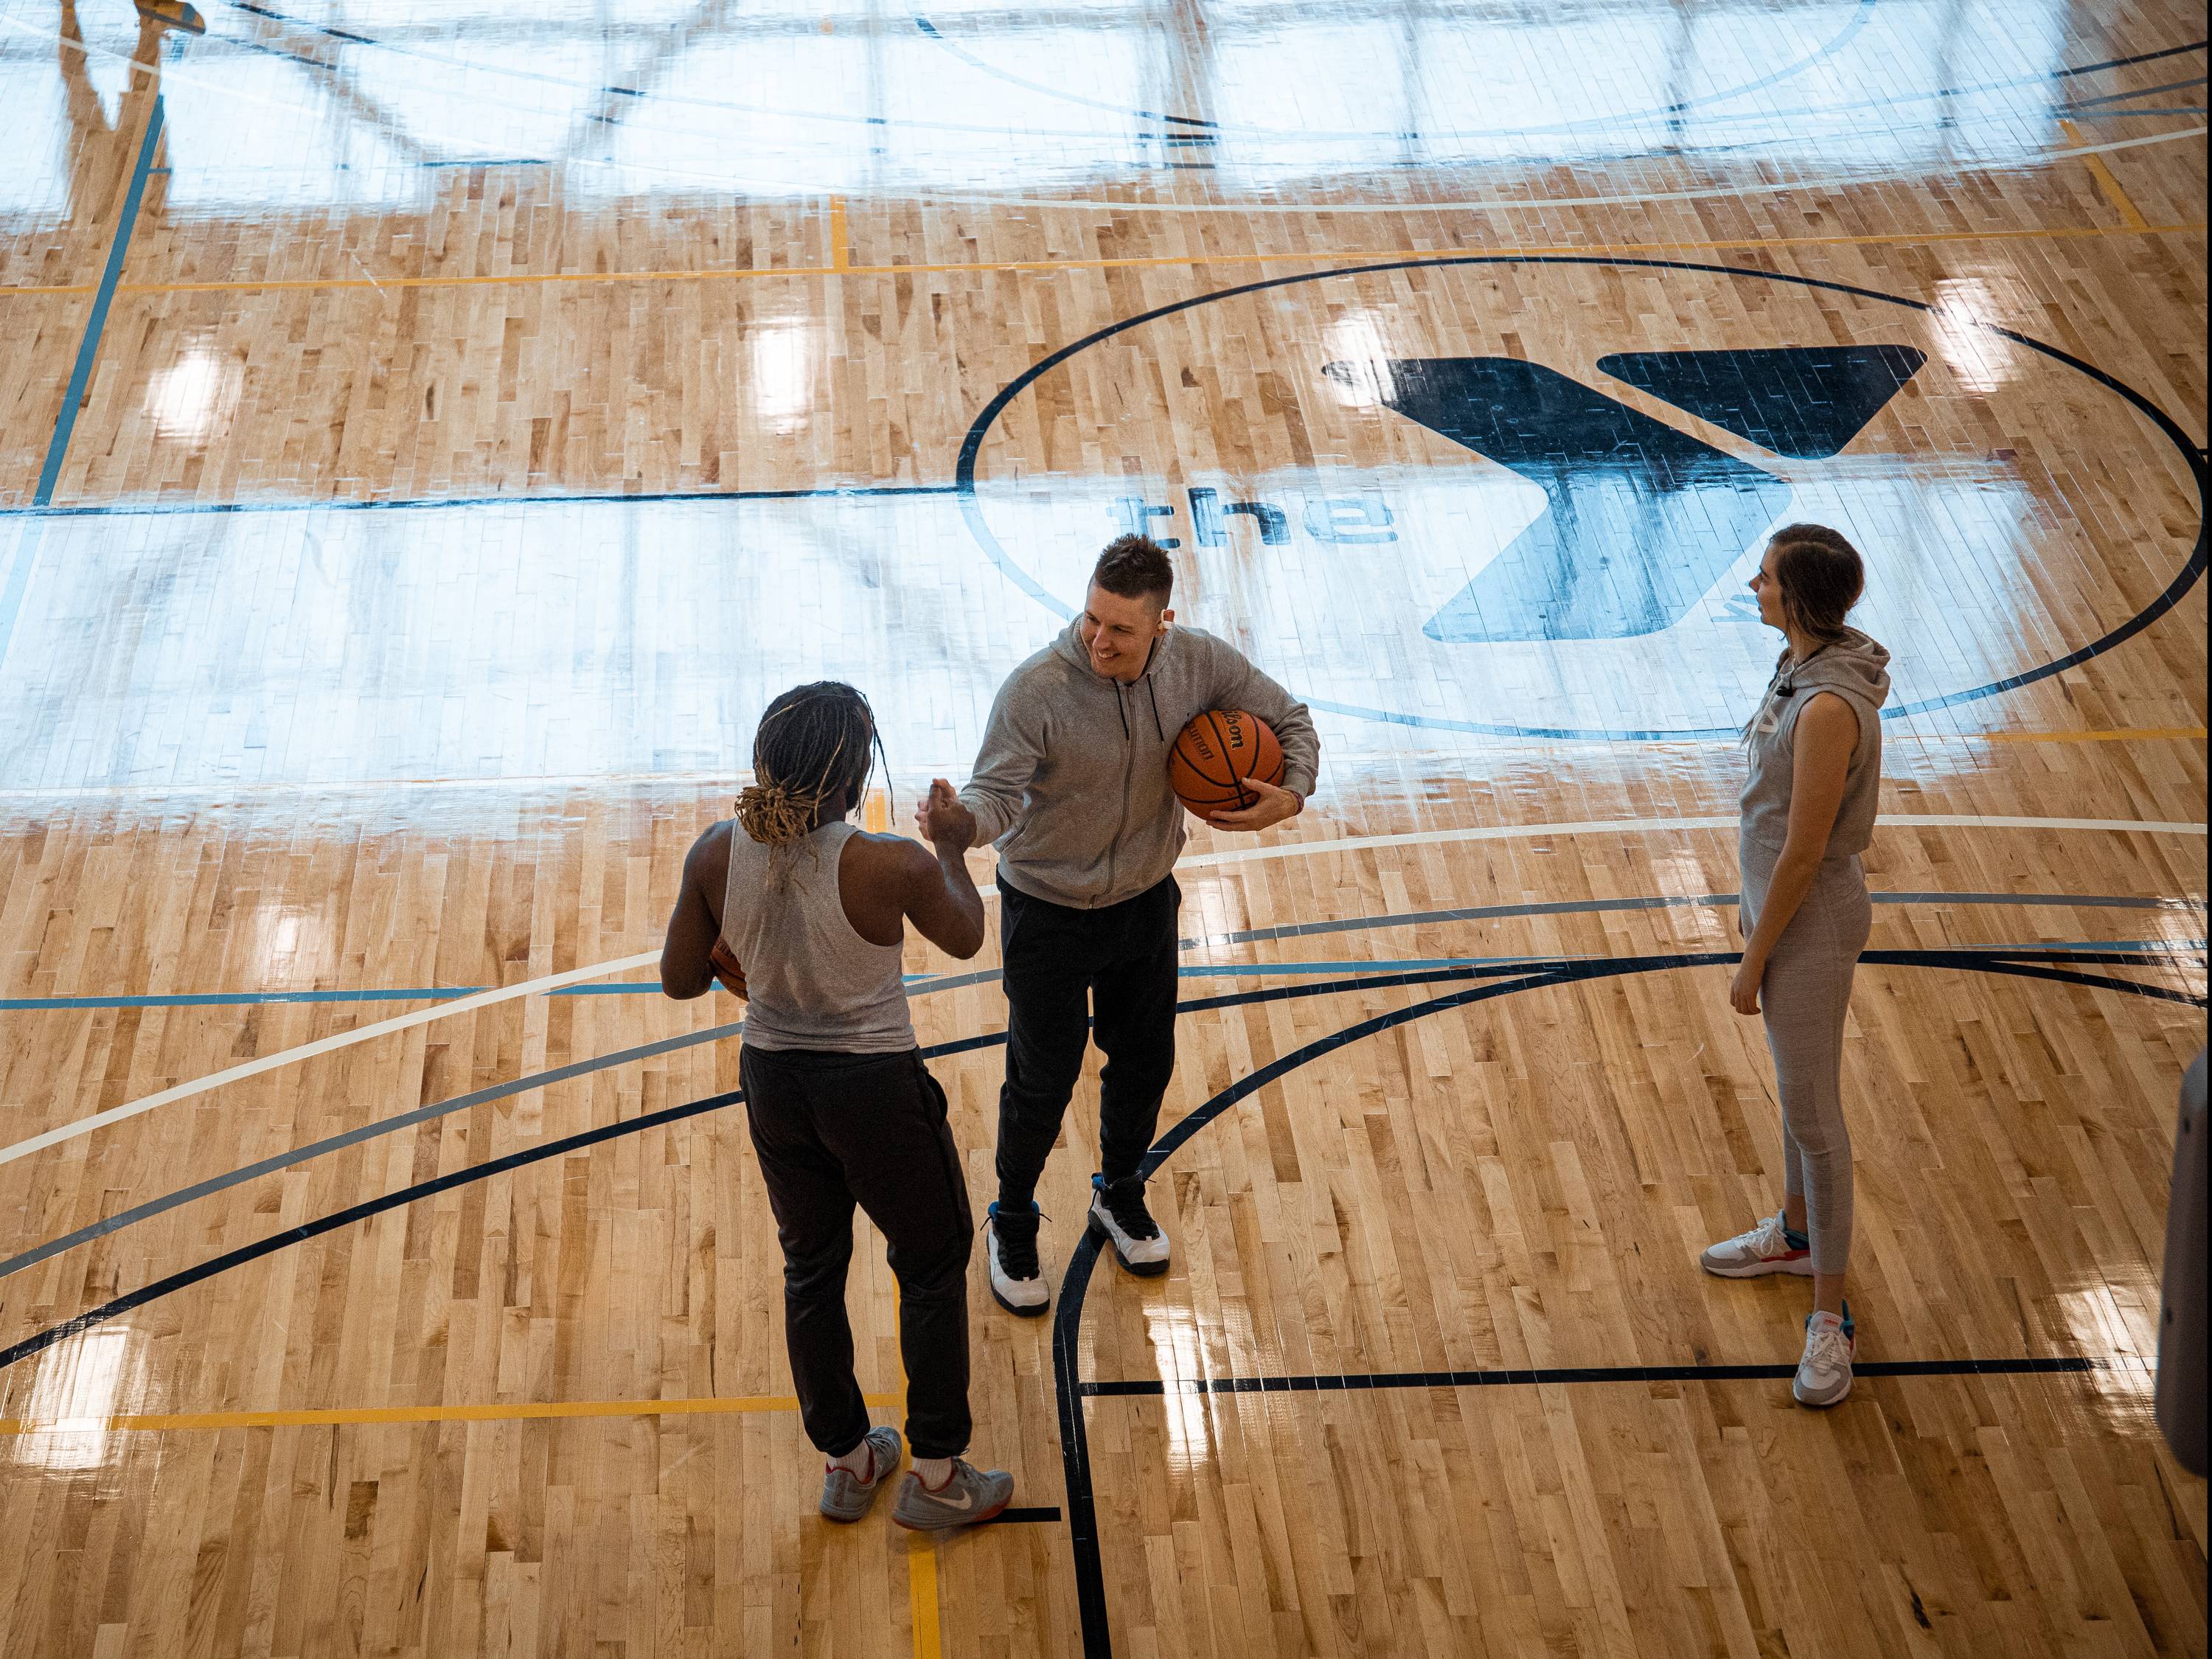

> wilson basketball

[{"left": 1169, "top": 709, "right": 1285, "bottom": 815}]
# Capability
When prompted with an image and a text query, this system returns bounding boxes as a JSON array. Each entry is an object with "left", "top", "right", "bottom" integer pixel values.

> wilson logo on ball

[{"left": 1169, "top": 710, "right": 1284, "bottom": 815}]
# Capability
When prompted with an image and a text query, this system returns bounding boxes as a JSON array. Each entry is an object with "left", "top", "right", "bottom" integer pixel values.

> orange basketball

[{"left": 1169, "top": 709, "right": 1285, "bottom": 816}]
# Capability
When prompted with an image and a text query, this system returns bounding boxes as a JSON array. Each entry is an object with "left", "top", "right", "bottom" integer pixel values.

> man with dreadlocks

[
  {"left": 661, "top": 681, "right": 1015, "bottom": 1531},
  {"left": 920, "top": 534, "right": 1321, "bottom": 1316}
]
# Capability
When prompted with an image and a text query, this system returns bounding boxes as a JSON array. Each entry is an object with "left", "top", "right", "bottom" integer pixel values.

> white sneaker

[
  {"left": 1088, "top": 1175, "right": 1170, "bottom": 1277},
  {"left": 1700, "top": 1209, "right": 1814, "bottom": 1278},
  {"left": 1794, "top": 1309, "right": 1855, "bottom": 1407},
  {"left": 986, "top": 1202, "right": 1049, "bottom": 1317}
]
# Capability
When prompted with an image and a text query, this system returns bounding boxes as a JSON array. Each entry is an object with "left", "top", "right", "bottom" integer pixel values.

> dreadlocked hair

[{"left": 735, "top": 682, "right": 888, "bottom": 848}]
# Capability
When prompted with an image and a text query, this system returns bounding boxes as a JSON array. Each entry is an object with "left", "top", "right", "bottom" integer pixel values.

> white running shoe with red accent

[
  {"left": 1794, "top": 1308, "right": 1856, "bottom": 1407},
  {"left": 1699, "top": 1209, "right": 1814, "bottom": 1278}
]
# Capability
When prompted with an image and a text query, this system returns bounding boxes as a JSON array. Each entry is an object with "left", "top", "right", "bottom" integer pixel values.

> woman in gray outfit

[{"left": 1699, "top": 524, "right": 1891, "bottom": 1407}]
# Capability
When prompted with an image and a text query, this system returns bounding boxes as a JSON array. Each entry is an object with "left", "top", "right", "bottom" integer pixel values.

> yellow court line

[
  {"left": 830, "top": 194, "right": 851, "bottom": 273},
  {"left": 2063, "top": 119, "right": 2153, "bottom": 229},
  {"left": 908, "top": 1532, "right": 944, "bottom": 1659},
  {"left": 0, "top": 218, "right": 2203, "bottom": 302},
  {"left": 891, "top": 1281, "right": 943, "bottom": 1659},
  {"left": 0, "top": 1390, "right": 905, "bottom": 1436}
]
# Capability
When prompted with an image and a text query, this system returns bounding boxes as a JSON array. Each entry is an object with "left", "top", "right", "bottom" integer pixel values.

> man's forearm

[
  {"left": 956, "top": 785, "right": 1020, "bottom": 844},
  {"left": 1275, "top": 710, "right": 1320, "bottom": 799}
]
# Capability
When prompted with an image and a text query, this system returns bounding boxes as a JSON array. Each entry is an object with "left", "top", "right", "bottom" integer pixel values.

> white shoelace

[
  {"left": 1802, "top": 1322, "right": 1852, "bottom": 1374},
  {"left": 1735, "top": 1210, "right": 1792, "bottom": 1258}
]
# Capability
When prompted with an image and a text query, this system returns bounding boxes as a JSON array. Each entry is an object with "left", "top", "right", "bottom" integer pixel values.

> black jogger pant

[
  {"left": 737, "top": 1045, "right": 975, "bottom": 1461},
  {"left": 994, "top": 874, "right": 1180, "bottom": 1209}
]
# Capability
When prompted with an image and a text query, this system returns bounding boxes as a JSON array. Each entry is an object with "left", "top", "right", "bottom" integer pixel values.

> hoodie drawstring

[{"left": 1113, "top": 679, "right": 1165, "bottom": 743}]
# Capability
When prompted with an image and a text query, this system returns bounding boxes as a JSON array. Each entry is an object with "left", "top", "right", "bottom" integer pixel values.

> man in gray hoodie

[{"left": 919, "top": 535, "right": 1321, "bottom": 1314}]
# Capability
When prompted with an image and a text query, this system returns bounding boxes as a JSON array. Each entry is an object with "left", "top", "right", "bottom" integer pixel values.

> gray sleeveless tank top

[
  {"left": 722, "top": 821, "right": 914, "bottom": 1054},
  {"left": 1738, "top": 630, "right": 1891, "bottom": 859}
]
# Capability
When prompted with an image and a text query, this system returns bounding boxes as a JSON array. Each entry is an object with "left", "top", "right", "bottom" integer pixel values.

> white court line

[
  {"left": 2, "top": 812, "right": 2202, "bottom": 1171},
  {"left": 1174, "top": 812, "right": 2212, "bottom": 872},
  {"left": 0, "top": 949, "right": 662, "bottom": 1170}
]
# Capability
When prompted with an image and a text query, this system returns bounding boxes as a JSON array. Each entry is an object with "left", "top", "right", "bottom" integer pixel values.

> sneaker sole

[
  {"left": 1089, "top": 1213, "right": 1170, "bottom": 1277},
  {"left": 1699, "top": 1254, "right": 1815, "bottom": 1279},
  {"left": 891, "top": 1495, "right": 1011, "bottom": 1531},
  {"left": 990, "top": 1279, "right": 1051, "bottom": 1317}
]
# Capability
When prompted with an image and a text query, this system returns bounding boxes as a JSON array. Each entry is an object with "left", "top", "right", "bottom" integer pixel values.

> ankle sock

[
  {"left": 914, "top": 1456, "right": 954, "bottom": 1490},
  {"left": 829, "top": 1441, "right": 875, "bottom": 1482}
]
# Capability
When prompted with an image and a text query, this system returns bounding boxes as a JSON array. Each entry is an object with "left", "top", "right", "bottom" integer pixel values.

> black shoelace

[
  {"left": 992, "top": 1209, "right": 1043, "bottom": 1277},
  {"left": 1101, "top": 1178, "right": 1161, "bottom": 1239}
]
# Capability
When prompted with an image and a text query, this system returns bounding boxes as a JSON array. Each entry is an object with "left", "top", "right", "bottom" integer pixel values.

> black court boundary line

[
  {"left": 1047, "top": 949, "right": 2202, "bottom": 1658},
  {"left": 953, "top": 254, "right": 2208, "bottom": 742},
  {"left": 4, "top": 900, "right": 2194, "bottom": 1286},
  {"left": 0, "top": 948, "right": 2194, "bottom": 1377},
  {"left": 1079, "top": 1354, "right": 2110, "bottom": 1397}
]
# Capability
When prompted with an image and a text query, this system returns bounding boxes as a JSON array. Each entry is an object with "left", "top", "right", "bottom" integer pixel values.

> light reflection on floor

[
  {"left": 0, "top": 0, "right": 2199, "bottom": 216},
  {"left": 7, "top": 1325, "right": 144, "bottom": 1474},
  {"left": 0, "top": 438, "right": 2162, "bottom": 792}
]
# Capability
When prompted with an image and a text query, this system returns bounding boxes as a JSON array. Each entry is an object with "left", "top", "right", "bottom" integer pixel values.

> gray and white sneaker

[
  {"left": 891, "top": 1458, "right": 1015, "bottom": 1531},
  {"left": 1700, "top": 1209, "right": 1813, "bottom": 1278},
  {"left": 1793, "top": 1308, "right": 1855, "bottom": 1408},
  {"left": 987, "top": 1202, "right": 1050, "bottom": 1316},
  {"left": 1088, "top": 1174, "right": 1170, "bottom": 1277},
  {"left": 819, "top": 1426, "right": 902, "bottom": 1522}
]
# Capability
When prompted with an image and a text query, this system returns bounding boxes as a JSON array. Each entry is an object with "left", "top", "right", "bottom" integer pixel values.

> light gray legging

[{"left": 1741, "top": 839, "right": 1872, "bottom": 1276}]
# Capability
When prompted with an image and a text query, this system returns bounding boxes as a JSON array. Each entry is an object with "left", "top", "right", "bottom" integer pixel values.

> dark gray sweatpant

[{"left": 1742, "top": 841, "right": 1871, "bottom": 1276}]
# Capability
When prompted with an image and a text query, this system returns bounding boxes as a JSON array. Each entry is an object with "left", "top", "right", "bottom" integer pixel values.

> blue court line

[
  {"left": 5, "top": 885, "right": 2201, "bottom": 1009},
  {"left": 0, "top": 91, "right": 165, "bottom": 681},
  {"left": 34, "top": 95, "right": 165, "bottom": 507}
]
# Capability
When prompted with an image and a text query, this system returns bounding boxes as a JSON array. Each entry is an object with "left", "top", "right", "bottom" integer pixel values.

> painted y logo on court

[{"left": 1328, "top": 347, "right": 1924, "bottom": 641}]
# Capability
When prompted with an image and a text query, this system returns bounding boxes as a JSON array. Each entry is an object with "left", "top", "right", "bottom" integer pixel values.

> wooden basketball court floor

[{"left": 0, "top": 1, "right": 2205, "bottom": 1655}]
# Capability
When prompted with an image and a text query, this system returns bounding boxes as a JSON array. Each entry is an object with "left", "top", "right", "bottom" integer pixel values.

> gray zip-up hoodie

[
  {"left": 959, "top": 622, "right": 1321, "bottom": 909},
  {"left": 1739, "top": 627, "right": 1892, "bottom": 857}
]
